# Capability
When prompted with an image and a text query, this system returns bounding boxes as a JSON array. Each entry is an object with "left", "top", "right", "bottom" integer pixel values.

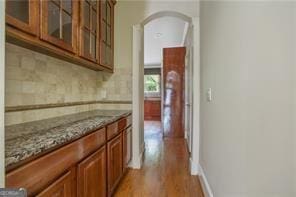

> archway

[{"left": 131, "top": 11, "right": 200, "bottom": 176}]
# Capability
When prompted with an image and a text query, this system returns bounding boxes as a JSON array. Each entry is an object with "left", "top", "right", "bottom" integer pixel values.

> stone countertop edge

[{"left": 5, "top": 109, "right": 132, "bottom": 169}]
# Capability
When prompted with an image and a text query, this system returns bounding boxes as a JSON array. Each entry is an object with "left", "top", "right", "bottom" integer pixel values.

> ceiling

[{"left": 144, "top": 16, "right": 188, "bottom": 67}]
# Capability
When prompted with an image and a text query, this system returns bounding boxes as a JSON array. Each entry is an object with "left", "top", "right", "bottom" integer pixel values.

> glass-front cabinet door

[
  {"left": 100, "top": 0, "right": 114, "bottom": 69},
  {"left": 79, "top": 0, "right": 99, "bottom": 62},
  {"left": 6, "top": 0, "right": 39, "bottom": 35},
  {"left": 41, "top": 0, "right": 78, "bottom": 53}
]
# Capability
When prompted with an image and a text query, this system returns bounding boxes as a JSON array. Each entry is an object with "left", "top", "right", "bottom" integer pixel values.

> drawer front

[
  {"left": 126, "top": 115, "right": 132, "bottom": 127},
  {"left": 107, "top": 122, "right": 118, "bottom": 140},
  {"left": 118, "top": 118, "right": 127, "bottom": 132}
]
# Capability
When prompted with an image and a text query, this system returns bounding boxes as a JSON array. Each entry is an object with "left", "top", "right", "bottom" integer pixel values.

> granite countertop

[{"left": 5, "top": 109, "right": 132, "bottom": 168}]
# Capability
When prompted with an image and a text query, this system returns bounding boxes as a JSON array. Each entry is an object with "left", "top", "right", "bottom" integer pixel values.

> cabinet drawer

[
  {"left": 118, "top": 118, "right": 126, "bottom": 132},
  {"left": 126, "top": 115, "right": 132, "bottom": 127},
  {"left": 107, "top": 121, "right": 118, "bottom": 140}
]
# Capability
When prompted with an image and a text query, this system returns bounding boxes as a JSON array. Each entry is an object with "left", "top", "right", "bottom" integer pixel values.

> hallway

[{"left": 114, "top": 121, "right": 204, "bottom": 197}]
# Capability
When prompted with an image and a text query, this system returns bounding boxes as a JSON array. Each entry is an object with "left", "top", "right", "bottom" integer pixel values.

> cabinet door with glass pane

[
  {"left": 79, "top": 0, "right": 99, "bottom": 62},
  {"left": 100, "top": 0, "right": 114, "bottom": 69},
  {"left": 41, "top": 0, "right": 78, "bottom": 53},
  {"left": 6, "top": 0, "right": 39, "bottom": 36}
]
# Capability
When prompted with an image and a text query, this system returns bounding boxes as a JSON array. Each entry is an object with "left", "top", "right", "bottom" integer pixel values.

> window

[{"left": 144, "top": 74, "right": 161, "bottom": 97}]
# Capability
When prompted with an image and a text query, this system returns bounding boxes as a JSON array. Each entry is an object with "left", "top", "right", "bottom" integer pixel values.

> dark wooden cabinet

[
  {"left": 6, "top": 114, "right": 131, "bottom": 197},
  {"left": 99, "top": 0, "right": 114, "bottom": 69},
  {"left": 6, "top": 0, "right": 39, "bottom": 36},
  {"left": 107, "top": 133, "right": 122, "bottom": 194},
  {"left": 144, "top": 99, "right": 161, "bottom": 120},
  {"left": 77, "top": 146, "right": 106, "bottom": 197},
  {"left": 79, "top": 0, "right": 99, "bottom": 62},
  {"left": 123, "top": 127, "right": 132, "bottom": 173},
  {"left": 36, "top": 168, "right": 76, "bottom": 197},
  {"left": 6, "top": 0, "right": 116, "bottom": 71},
  {"left": 40, "top": 0, "right": 78, "bottom": 53}
]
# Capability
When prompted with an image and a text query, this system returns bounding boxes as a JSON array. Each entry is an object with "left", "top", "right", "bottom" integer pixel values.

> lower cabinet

[
  {"left": 77, "top": 146, "right": 107, "bottom": 197},
  {"left": 37, "top": 167, "right": 76, "bottom": 197},
  {"left": 107, "top": 133, "right": 123, "bottom": 194},
  {"left": 7, "top": 115, "right": 132, "bottom": 197}
]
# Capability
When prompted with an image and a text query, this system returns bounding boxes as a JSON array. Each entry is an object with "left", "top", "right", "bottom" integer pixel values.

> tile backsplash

[{"left": 5, "top": 43, "right": 132, "bottom": 125}]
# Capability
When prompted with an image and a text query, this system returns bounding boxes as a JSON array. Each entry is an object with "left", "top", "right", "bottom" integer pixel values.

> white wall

[
  {"left": 200, "top": 2, "right": 296, "bottom": 196},
  {"left": 293, "top": 7, "right": 296, "bottom": 195},
  {"left": 144, "top": 17, "right": 187, "bottom": 66},
  {"left": 0, "top": 1, "right": 5, "bottom": 187},
  {"left": 115, "top": 0, "right": 199, "bottom": 71}
]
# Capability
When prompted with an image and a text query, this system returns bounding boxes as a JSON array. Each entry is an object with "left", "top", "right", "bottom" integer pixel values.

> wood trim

[
  {"left": 6, "top": 0, "right": 39, "bottom": 36},
  {"left": 6, "top": 128, "right": 106, "bottom": 196},
  {"left": 99, "top": 0, "right": 114, "bottom": 69},
  {"left": 78, "top": 0, "right": 100, "bottom": 63},
  {"left": 118, "top": 118, "right": 127, "bottom": 132},
  {"left": 40, "top": 0, "right": 78, "bottom": 53},
  {"left": 107, "top": 133, "right": 123, "bottom": 195},
  {"left": 107, "top": 121, "right": 118, "bottom": 140},
  {"left": 5, "top": 100, "right": 132, "bottom": 112}
]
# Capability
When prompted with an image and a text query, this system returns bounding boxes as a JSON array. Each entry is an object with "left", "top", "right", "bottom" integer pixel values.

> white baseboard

[
  {"left": 129, "top": 142, "right": 145, "bottom": 169},
  {"left": 190, "top": 157, "right": 199, "bottom": 175},
  {"left": 199, "top": 164, "right": 214, "bottom": 197}
]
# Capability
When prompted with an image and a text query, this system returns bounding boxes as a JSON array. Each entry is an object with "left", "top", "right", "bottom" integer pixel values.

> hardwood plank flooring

[{"left": 114, "top": 121, "right": 204, "bottom": 197}]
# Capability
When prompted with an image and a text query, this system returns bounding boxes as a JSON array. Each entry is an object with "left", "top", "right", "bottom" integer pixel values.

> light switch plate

[
  {"left": 207, "top": 88, "right": 212, "bottom": 102},
  {"left": 101, "top": 90, "right": 107, "bottom": 100}
]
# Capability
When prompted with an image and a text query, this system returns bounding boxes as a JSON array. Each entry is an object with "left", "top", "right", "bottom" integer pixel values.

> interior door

[{"left": 163, "top": 47, "right": 186, "bottom": 138}]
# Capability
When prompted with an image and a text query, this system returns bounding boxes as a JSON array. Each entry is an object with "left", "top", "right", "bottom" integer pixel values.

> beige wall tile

[
  {"left": 21, "top": 56, "right": 36, "bottom": 70},
  {"left": 5, "top": 43, "right": 132, "bottom": 125}
]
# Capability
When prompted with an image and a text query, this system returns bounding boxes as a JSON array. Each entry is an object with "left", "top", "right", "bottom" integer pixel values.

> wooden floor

[{"left": 114, "top": 121, "right": 204, "bottom": 197}]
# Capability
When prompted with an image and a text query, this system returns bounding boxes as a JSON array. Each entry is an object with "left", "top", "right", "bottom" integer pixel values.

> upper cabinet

[
  {"left": 5, "top": 0, "right": 116, "bottom": 72},
  {"left": 79, "top": 0, "right": 99, "bottom": 62},
  {"left": 6, "top": 0, "right": 39, "bottom": 36},
  {"left": 40, "top": 0, "right": 78, "bottom": 53},
  {"left": 100, "top": 0, "right": 114, "bottom": 69}
]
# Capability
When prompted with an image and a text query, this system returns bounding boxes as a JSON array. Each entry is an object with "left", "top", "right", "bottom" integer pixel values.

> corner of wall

[{"left": 190, "top": 157, "right": 199, "bottom": 175}]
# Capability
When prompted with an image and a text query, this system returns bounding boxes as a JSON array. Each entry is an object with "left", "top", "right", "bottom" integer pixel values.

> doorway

[
  {"left": 132, "top": 12, "right": 200, "bottom": 175},
  {"left": 143, "top": 16, "right": 189, "bottom": 143}
]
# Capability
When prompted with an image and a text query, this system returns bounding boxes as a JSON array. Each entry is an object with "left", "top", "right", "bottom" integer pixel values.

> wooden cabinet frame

[
  {"left": 99, "top": 0, "right": 114, "bottom": 69},
  {"left": 77, "top": 146, "right": 106, "bottom": 197},
  {"left": 6, "top": 0, "right": 39, "bottom": 36},
  {"left": 107, "top": 133, "right": 123, "bottom": 194},
  {"left": 79, "top": 0, "right": 100, "bottom": 62},
  {"left": 40, "top": 0, "right": 78, "bottom": 53}
]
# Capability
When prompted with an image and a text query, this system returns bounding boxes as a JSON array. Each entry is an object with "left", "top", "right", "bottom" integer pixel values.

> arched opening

[
  {"left": 141, "top": 11, "right": 192, "bottom": 26},
  {"left": 131, "top": 11, "right": 200, "bottom": 176}
]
